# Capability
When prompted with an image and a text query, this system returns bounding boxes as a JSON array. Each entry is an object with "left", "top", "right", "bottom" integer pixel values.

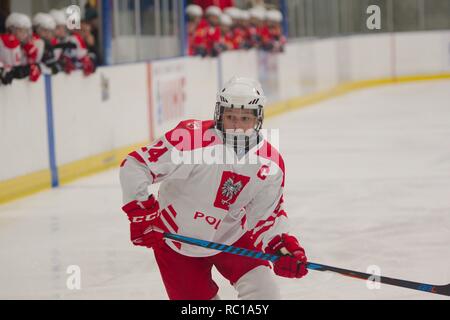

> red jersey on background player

[
  {"left": 219, "top": 14, "right": 234, "bottom": 51},
  {"left": 0, "top": 13, "right": 40, "bottom": 85},
  {"left": 120, "top": 77, "right": 308, "bottom": 300},
  {"left": 264, "top": 9, "right": 286, "bottom": 53},
  {"left": 186, "top": 4, "right": 208, "bottom": 56},
  {"left": 204, "top": 6, "right": 223, "bottom": 57}
]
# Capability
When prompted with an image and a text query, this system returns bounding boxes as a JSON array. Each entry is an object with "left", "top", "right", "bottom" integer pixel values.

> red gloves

[
  {"left": 80, "top": 55, "right": 95, "bottom": 76},
  {"left": 62, "top": 56, "right": 75, "bottom": 74},
  {"left": 121, "top": 195, "right": 167, "bottom": 248},
  {"left": 22, "top": 41, "right": 38, "bottom": 64},
  {"left": 265, "top": 233, "right": 308, "bottom": 279},
  {"left": 29, "top": 64, "right": 41, "bottom": 82}
]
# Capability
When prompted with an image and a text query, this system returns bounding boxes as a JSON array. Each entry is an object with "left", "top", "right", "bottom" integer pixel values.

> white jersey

[
  {"left": 120, "top": 119, "right": 289, "bottom": 257},
  {"left": 0, "top": 34, "right": 23, "bottom": 69}
]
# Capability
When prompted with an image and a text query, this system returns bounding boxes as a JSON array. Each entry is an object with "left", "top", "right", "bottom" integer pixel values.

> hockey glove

[
  {"left": 61, "top": 56, "right": 75, "bottom": 74},
  {"left": 29, "top": 64, "right": 41, "bottom": 82},
  {"left": 81, "top": 55, "right": 96, "bottom": 76},
  {"left": 122, "top": 195, "right": 167, "bottom": 248},
  {"left": 265, "top": 233, "right": 308, "bottom": 279}
]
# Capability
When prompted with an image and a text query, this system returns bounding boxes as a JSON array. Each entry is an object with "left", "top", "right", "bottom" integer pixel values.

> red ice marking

[{"left": 120, "top": 159, "right": 127, "bottom": 167}]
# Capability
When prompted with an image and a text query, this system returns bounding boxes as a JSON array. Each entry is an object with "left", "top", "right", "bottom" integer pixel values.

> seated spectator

[
  {"left": 219, "top": 13, "right": 234, "bottom": 51},
  {"left": 0, "top": 13, "right": 41, "bottom": 85},
  {"left": 50, "top": 9, "right": 96, "bottom": 77},
  {"left": 84, "top": 3, "right": 102, "bottom": 66},
  {"left": 186, "top": 4, "right": 207, "bottom": 56},
  {"left": 32, "top": 13, "right": 60, "bottom": 74},
  {"left": 192, "top": 0, "right": 234, "bottom": 11},
  {"left": 225, "top": 8, "right": 246, "bottom": 50},
  {"left": 68, "top": 26, "right": 96, "bottom": 76},
  {"left": 248, "top": 7, "right": 266, "bottom": 49},
  {"left": 204, "top": 6, "right": 222, "bottom": 57},
  {"left": 239, "top": 10, "right": 252, "bottom": 49},
  {"left": 265, "top": 9, "right": 286, "bottom": 53},
  {"left": 49, "top": 9, "right": 77, "bottom": 74},
  {"left": 80, "top": 19, "right": 101, "bottom": 66}
]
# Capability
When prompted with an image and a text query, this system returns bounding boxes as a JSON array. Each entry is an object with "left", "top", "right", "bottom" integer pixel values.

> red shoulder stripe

[
  {"left": 0, "top": 34, "right": 20, "bottom": 49},
  {"left": 164, "top": 119, "right": 220, "bottom": 151}
]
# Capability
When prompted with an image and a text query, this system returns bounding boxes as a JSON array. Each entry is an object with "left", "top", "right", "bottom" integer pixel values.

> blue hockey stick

[{"left": 163, "top": 232, "right": 450, "bottom": 297}]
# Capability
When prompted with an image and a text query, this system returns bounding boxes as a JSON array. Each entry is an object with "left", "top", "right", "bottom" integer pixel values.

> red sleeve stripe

[
  {"left": 128, "top": 151, "right": 157, "bottom": 181},
  {"left": 129, "top": 151, "right": 146, "bottom": 164},
  {"left": 161, "top": 209, "right": 179, "bottom": 233},
  {"left": 252, "top": 209, "right": 288, "bottom": 243},
  {"left": 167, "top": 205, "right": 178, "bottom": 218}
]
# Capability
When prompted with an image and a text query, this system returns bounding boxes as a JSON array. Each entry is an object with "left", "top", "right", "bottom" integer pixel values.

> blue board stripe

[{"left": 44, "top": 75, "right": 58, "bottom": 187}]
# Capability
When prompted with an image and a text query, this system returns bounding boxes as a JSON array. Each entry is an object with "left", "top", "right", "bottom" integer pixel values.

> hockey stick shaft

[{"left": 163, "top": 232, "right": 450, "bottom": 297}]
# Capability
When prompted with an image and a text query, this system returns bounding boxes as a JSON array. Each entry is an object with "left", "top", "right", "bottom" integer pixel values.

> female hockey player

[{"left": 119, "top": 77, "right": 308, "bottom": 300}]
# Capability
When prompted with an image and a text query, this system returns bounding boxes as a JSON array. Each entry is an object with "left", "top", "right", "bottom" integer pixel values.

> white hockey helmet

[
  {"left": 5, "top": 12, "right": 32, "bottom": 30},
  {"left": 205, "top": 6, "right": 222, "bottom": 17},
  {"left": 266, "top": 9, "right": 283, "bottom": 23},
  {"left": 215, "top": 77, "right": 266, "bottom": 132},
  {"left": 49, "top": 9, "right": 67, "bottom": 26},
  {"left": 220, "top": 14, "right": 233, "bottom": 27},
  {"left": 33, "top": 13, "right": 56, "bottom": 30},
  {"left": 186, "top": 4, "right": 203, "bottom": 17},
  {"left": 240, "top": 10, "right": 250, "bottom": 21},
  {"left": 249, "top": 7, "right": 266, "bottom": 21},
  {"left": 224, "top": 7, "right": 239, "bottom": 20}
]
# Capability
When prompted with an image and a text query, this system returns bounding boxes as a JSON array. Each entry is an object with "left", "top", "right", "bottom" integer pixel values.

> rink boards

[{"left": 1, "top": 30, "right": 450, "bottom": 204}]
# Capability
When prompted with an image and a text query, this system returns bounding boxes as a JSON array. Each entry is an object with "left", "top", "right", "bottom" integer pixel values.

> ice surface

[{"left": 1, "top": 80, "right": 449, "bottom": 299}]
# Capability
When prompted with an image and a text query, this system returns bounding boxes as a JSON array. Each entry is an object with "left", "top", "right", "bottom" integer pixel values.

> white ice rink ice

[{"left": 0, "top": 80, "right": 449, "bottom": 300}]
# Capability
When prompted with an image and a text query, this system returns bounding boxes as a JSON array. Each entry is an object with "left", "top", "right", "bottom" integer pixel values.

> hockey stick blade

[{"left": 163, "top": 232, "right": 450, "bottom": 297}]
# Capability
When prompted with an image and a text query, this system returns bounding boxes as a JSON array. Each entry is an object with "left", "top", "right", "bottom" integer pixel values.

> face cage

[{"left": 214, "top": 103, "right": 264, "bottom": 134}]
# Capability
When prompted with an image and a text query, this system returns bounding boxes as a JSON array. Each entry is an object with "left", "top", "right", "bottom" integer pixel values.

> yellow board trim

[
  {"left": 0, "top": 170, "right": 52, "bottom": 205},
  {"left": 265, "top": 73, "right": 450, "bottom": 119},
  {"left": 58, "top": 141, "right": 150, "bottom": 186},
  {"left": 1, "top": 73, "right": 450, "bottom": 205}
]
